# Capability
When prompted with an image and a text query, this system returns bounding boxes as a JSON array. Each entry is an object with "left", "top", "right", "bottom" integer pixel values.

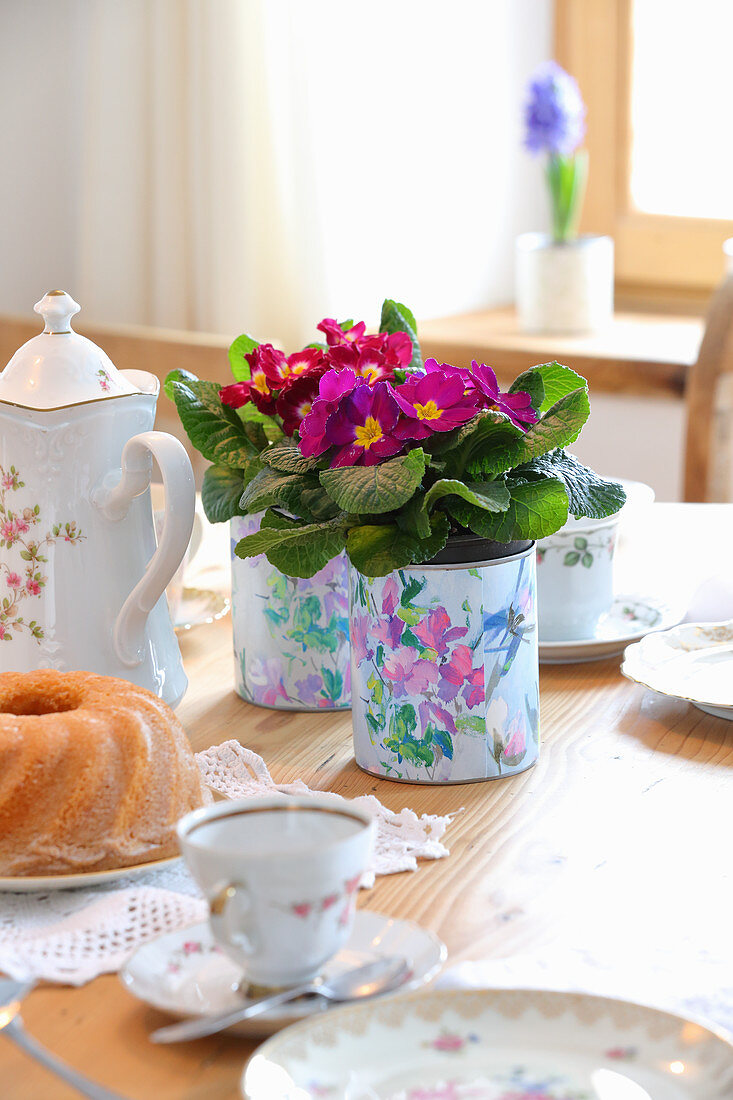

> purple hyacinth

[{"left": 524, "top": 61, "right": 586, "bottom": 156}]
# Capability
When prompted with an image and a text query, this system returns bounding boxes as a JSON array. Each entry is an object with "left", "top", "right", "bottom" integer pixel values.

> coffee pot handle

[{"left": 97, "top": 430, "right": 195, "bottom": 668}]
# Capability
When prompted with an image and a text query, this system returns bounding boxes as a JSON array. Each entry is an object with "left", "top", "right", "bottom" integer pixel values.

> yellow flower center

[
  {"left": 299, "top": 402, "right": 312, "bottom": 417},
  {"left": 357, "top": 365, "right": 380, "bottom": 383},
  {"left": 414, "top": 399, "right": 441, "bottom": 421},
  {"left": 354, "top": 416, "right": 384, "bottom": 449},
  {"left": 253, "top": 372, "right": 270, "bottom": 394}
]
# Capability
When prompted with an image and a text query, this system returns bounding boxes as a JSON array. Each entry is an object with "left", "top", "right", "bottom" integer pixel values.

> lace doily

[{"left": 0, "top": 740, "right": 457, "bottom": 985}]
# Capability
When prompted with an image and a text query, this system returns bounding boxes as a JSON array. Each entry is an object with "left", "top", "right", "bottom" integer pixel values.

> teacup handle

[
  {"left": 96, "top": 430, "right": 195, "bottom": 667},
  {"left": 209, "top": 881, "right": 256, "bottom": 958}
]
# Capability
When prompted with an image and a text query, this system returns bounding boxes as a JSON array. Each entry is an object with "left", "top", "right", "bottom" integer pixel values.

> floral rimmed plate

[
  {"left": 174, "top": 587, "right": 230, "bottom": 632},
  {"left": 120, "top": 910, "right": 445, "bottom": 1037},
  {"left": 0, "top": 854, "right": 181, "bottom": 893},
  {"left": 241, "top": 987, "right": 733, "bottom": 1099},
  {"left": 621, "top": 620, "right": 733, "bottom": 719},
  {"left": 539, "top": 594, "right": 683, "bottom": 664}
]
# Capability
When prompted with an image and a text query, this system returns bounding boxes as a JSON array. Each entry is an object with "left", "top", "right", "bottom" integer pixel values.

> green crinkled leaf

[
  {"left": 201, "top": 465, "right": 247, "bottom": 523},
  {"left": 298, "top": 486, "right": 341, "bottom": 522},
  {"left": 510, "top": 449, "right": 626, "bottom": 519},
  {"left": 446, "top": 411, "right": 526, "bottom": 479},
  {"left": 234, "top": 514, "right": 347, "bottom": 577},
  {"left": 410, "top": 511, "right": 450, "bottom": 564},
  {"left": 449, "top": 477, "right": 569, "bottom": 541},
  {"left": 346, "top": 524, "right": 420, "bottom": 577},
  {"left": 379, "top": 298, "right": 422, "bottom": 372},
  {"left": 466, "top": 388, "right": 589, "bottom": 480},
  {"left": 512, "top": 387, "right": 590, "bottom": 463},
  {"left": 421, "top": 478, "right": 510, "bottom": 518},
  {"left": 166, "top": 372, "right": 258, "bottom": 467},
  {"left": 261, "top": 440, "right": 321, "bottom": 474},
  {"left": 239, "top": 467, "right": 314, "bottom": 514},
  {"left": 228, "top": 334, "right": 259, "bottom": 381},
  {"left": 396, "top": 490, "right": 431, "bottom": 539},
  {"left": 346, "top": 511, "right": 448, "bottom": 576},
  {"left": 320, "top": 449, "right": 425, "bottom": 515},
  {"left": 528, "top": 361, "right": 587, "bottom": 413},
  {"left": 267, "top": 527, "right": 347, "bottom": 578}
]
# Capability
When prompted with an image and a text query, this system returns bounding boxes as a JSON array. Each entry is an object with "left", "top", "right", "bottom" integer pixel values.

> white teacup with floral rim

[
  {"left": 537, "top": 478, "right": 654, "bottom": 642},
  {"left": 177, "top": 797, "right": 375, "bottom": 989}
]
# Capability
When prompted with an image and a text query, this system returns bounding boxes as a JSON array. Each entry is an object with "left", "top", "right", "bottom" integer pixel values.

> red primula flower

[{"left": 276, "top": 364, "right": 329, "bottom": 437}]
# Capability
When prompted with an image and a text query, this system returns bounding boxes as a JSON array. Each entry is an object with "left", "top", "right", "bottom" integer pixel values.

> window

[{"left": 556, "top": 0, "right": 733, "bottom": 298}]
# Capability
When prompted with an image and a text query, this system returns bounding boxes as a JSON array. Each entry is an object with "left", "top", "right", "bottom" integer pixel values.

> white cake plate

[
  {"left": 0, "top": 854, "right": 181, "bottom": 893},
  {"left": 242, "top": 986, "right": 733, "bottom": 1099},
  {"left": 622, "top": 620, "right": 733, "bottom": 719}
]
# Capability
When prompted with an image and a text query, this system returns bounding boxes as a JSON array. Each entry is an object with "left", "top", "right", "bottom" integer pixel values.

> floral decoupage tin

[
  {"left": 350, "top": 544, "right": 539, "bottom": 783},
  {"left": 231, "top": 515, "right": 351, "bottom": 710}
]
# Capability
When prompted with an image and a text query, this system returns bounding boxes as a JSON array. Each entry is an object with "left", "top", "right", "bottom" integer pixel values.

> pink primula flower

[
  {"left": 382, "top": 647, "right": 439, "bottom": 698},
  {"left": 299, "top": 369, "right": 358, "bottom": 458},
  {"left": 325, "top": 379, "right": 404, "bottom": 467}
]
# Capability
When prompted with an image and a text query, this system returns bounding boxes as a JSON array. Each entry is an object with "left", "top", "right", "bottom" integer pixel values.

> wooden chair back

[
  {"left": 684, "top": 273, "right": 733, "bottom": 501},
  {"left": 0, "top": 315, "right": 233, "bottom": 486}
]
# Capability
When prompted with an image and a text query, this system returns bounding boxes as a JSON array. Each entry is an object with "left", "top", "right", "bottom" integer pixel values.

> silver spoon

[
  {"left": 0, "top": 977, "right": 128, "bottom": 1099},
  {"left": 150, "top": 955, "right": 410, "bottom": 1043}
]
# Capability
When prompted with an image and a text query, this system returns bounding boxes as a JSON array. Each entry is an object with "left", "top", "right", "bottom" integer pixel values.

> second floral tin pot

[
  {"left": 230, "top": 514, "right": 351, "bottom": 710},
  {"left": 349, "top": 537, "right": 539, "bottom": 784}
]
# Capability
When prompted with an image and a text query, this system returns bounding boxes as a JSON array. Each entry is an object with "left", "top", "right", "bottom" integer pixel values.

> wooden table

[
  {"left": 419, "top": 308, "right": 704, "bottom": 399},
  {"left": 3, "top": 505, "right": 732, "bottom": 1099}
]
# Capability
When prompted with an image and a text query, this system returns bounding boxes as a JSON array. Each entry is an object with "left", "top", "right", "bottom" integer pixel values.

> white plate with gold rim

[
  {"left": 121, "top": 910, "right": 445, "bottom": 1038},
  {"left": 539, "top": 594, "right": 683, "bottom": 664},
  {"left": 622, "top": 620, "right": 733, "bottom": 719},
  {"left": 241, "top": 987, "right": 733, "bottom": 1099},
  {"left": 0, "top": 854, "right": 181, "bottom": 893}
]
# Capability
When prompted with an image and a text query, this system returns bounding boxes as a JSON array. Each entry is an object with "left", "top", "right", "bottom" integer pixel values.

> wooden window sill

[{"left": 418, "top": 308, "right": 704, "bottom": 399}]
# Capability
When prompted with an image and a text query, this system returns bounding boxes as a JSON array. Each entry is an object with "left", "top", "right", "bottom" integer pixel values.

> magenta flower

[
  {"left": 413, "top": 608, "right": 467, "bottom": 656},
  {"left": 329, "top": 344, "right": 396, "bottom": 385},
  {"left": 393, "top": 370, "right": 478, "bottom": 440},
  {"left": 317, "top": 317, "right": 367, "bottom": 347},
  {"left": 467, "top": 360, "right": 538, "bottom": 429},
  {"left": 382, "top": 647, "right": 439, "bottom": 698},
  {"left": 326, "top": 380, "right": 404, "bottom": 467},
  {"left": 299, "top": 369, "right": 358, "bottom": 458}
]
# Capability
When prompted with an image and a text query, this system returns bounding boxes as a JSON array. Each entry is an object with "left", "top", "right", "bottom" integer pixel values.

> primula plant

[
  {"left": 166, "top": 299, "right": 624, "bottom": 580},
  {"left": 524, "top": 60, "right": 588, "bottom": 243}
]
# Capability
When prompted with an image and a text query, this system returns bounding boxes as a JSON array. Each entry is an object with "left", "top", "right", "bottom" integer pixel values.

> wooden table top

[
  {"left": 3, "top": 504, "right": 732, "bottom": 1099},
  {"left": 418, "top": 308, "right": 704, "bottom": 399}
]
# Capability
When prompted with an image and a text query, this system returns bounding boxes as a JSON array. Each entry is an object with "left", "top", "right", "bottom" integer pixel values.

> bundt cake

[{"left": 0, "top": 669, "right": 205, "bottom": 876}]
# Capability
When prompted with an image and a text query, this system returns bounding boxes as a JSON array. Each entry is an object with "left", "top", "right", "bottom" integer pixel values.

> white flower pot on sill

[{"left": 515, "top": 232, "right": 614, "bottom": 335}]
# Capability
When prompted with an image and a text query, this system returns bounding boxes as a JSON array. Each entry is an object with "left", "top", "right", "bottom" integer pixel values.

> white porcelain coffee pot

[{"left": 0, "top": 291, "right": 195, "bottom": 706}]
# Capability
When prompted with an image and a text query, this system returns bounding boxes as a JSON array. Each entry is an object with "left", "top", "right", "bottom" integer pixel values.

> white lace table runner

[{"left": 0, "top": 741, "right": 457, "bottom": 985}]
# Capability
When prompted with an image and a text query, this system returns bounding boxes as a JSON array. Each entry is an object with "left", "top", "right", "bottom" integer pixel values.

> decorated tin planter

[
  {"left": 350, "top": 538, "right": 539, "bottom": 784},
  {"left": 230, "top": 514, "right": 351, "bottom": 710}
]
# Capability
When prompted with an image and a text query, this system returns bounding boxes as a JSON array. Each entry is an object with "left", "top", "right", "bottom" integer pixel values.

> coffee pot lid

[{"left": 0, "top": 291, "right": 142, "bottom": 409}]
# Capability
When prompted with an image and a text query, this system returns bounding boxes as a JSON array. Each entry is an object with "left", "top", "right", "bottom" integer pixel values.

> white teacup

[
  {"left": 177, "top": 797, "right": 375, "bottom": 988},
  {"left": 537, "top": 478, "right": 654, "bottom": 642},
  {"left": 537, "top": 513, "right": 620, "bottom": 641}
]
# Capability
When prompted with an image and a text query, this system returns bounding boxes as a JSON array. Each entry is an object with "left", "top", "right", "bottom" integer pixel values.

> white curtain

[{"left": 45, "top": 0, "right": 550, "bottom": 347}]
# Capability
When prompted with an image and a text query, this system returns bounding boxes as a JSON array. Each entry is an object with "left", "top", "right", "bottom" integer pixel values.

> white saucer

[
  {"left": 120, "top": 910, "right": 446, "bottom": 1037},
  {"left": 622, "top": 620, "right": 733, "bottom": 719},
  {"left": 539, "top": 594, "right": 683, "bottom": 664},
  {"left": 174, "top": 587, "right": 230, "bottom": 633},
  {"left": 241, "top": 987, "right": 733, "bottom": 1099},
  {"left": 0, "top": 854, "right": 181, "bottom": 893}
]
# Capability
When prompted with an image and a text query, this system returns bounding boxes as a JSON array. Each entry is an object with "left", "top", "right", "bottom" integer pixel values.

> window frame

[{"left": 555, "top": 0, "right": 733, "bottom": 299}]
